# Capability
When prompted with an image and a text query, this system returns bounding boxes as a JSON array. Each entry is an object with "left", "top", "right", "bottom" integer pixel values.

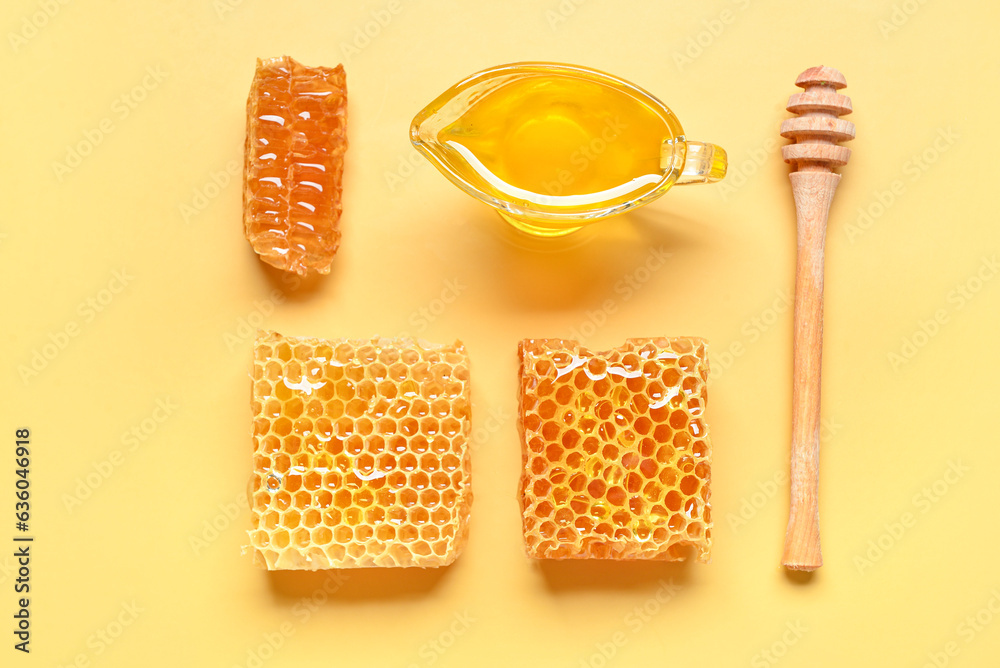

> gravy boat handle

[{"left": 668, "top": 140, "right": 728, "bottom": 185}]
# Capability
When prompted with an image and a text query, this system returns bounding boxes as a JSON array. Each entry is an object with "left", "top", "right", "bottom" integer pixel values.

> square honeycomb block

[
  {"left": 518, "top": 338, "right": 712, "bottom": 562},
  {"left": 248, "top": 331, "right": 472, "bottom": 569}
]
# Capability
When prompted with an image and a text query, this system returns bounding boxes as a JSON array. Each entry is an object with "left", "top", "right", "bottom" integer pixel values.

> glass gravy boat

[{"left": 411, "top": 62, "right": 727, "bottom": 237}]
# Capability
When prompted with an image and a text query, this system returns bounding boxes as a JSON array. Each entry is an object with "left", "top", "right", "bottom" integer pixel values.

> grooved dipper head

[{"left": 781, "top": 66, "right": 855, "bottom": 172}]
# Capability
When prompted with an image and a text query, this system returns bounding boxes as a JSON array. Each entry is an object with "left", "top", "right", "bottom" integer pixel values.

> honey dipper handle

[{"left": 782, "top": 171, "right": 839, "bottom": 571}]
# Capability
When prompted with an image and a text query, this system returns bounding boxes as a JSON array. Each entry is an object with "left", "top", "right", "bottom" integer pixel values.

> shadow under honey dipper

[
  {"left": 782, "top": 568, "right": 815, "bottom": 586},
  {"left": 265, "top": 563, "right": 452, "bottom": 603}
]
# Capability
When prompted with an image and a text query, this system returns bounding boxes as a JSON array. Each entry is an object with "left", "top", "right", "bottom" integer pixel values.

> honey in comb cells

[
  {"left": 243, "top": 56, "right": 347, "bottom": 276},
  {"left": 249, "top": 331, "right": 472, "bottom": 569},
  {"left": 519, "top": 338, "right": 712, "bottom": 561}
]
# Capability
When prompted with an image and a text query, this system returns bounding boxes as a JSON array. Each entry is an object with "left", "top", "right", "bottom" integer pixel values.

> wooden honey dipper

[{"left": 780, "top": 66, "right": 854, "bottom": 571}]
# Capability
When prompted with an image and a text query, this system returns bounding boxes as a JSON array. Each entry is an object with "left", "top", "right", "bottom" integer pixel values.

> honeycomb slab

[
  {"left": 243, "top": 56, "right": 347, "bottom": 276},
  {"left": 249, "top": 330, "right": 472, "bottom": 569},
  {"left": 518, "top": 338, "right": 712, "bottom": 561}
]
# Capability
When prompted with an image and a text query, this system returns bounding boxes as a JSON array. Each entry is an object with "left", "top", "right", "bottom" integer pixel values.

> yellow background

[{"left": 3, "top": 1, "right": 999, "bottom": 665}]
